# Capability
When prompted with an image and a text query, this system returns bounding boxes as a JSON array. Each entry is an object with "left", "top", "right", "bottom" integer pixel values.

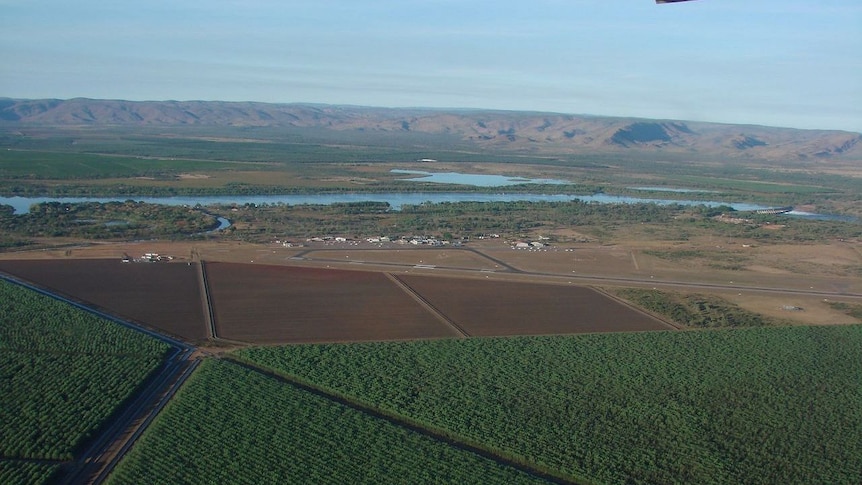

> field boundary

[
  {"left": 0, "top": 272, "right": 197, "bottom": 485},
  {"left": 225, "top": 355, "right": 584, "bottom": 485},
  {"left": 83, "top": 357, "right": 201, "bottom": 485},
  {"left": 591, "top": 286, "right": 682, "bottom": 330},
  {"left": 198, "top": 261, "right": 217, "bottom": 340},
  {"left": 386, "top": 273, "right": 470, "bottom": 337}
]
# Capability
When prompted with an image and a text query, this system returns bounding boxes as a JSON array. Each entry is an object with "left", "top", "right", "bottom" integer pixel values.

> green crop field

[
  {"left": 0, "top": 462, "right": 60, "bottom": 485},
  {"left": 0, "top": 149, "right": 256, "bottom": 180},
  {"left": 0, "top": 278, "right": 170, "bottom": 484},
  {"left": 236, "top": 326, "right": 862, "bottom": 485},
  {"left": 107, "top": 359, "right": 553, "bottom": 485}
]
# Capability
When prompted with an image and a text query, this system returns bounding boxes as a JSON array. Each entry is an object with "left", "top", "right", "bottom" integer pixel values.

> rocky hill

[{"left": 1, "top": 98, "right": 859, "bottom": 162}]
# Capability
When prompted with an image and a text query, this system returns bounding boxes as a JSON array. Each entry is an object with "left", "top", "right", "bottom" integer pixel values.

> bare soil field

[
  {"left": 0, "top": 240, "right": 201, "bottom": 261},
  {"left": 204, "top": 262, "right": 457, "bottom": 343},
  {"left": 301, "top": 247, "right": 498, "bottom": 270},
  {"left": 9, "top": 238, "right": 859, "bottom": 293},
  {"left": 712, "top": 291, "right": 860, "bottom": 326},
  {"left": 0, "top": 259, "right": 208, "bottom": 341},
  {"left": 745, "top": 243, "right": 862, "bottom": 277},
  {"left": 399, "top": 274, "right": 673, "bottom": 336},
  {"left": 2, "top": 238, "right": 859, "bottom": 335}
]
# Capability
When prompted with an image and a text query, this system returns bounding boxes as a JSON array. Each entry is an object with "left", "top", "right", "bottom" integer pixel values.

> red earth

[
  {"left": 1, "top": 259, "right": 672, "bottom": 345},
  {"left": 204, "top": 262, "right": 458, "bottom": 343},
  {"left": 0, "top": 259, "right": 208, "bottom": 341},
  {"left": 398, "top": 274, "right": 672, "bottom": 336}
]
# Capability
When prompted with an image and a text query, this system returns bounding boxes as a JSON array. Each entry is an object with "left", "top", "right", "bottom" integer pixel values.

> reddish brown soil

[
  {"left": 0, "top": 258, "right": 674, "bottom": 345},
  {"left": 0, "top": 259, "right": 207, "bottom": 341},
  {"left": 204, "top": 262, "right": 456, "bottom": 343},
  {"left": 399, "top": 275, "right": 672, "bottom": 336}
]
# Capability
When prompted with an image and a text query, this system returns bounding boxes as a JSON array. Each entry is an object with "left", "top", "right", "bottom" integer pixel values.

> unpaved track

[
  {"left": 198, "top": 261, "right": 217, "bottom": 339},
  {"left": 386, "top": 273, "right": 469, "bottom": 337},
  {"left": 79, "top": 357, "right": 200, "bottom": 485},
  {"left": 0, "top": 272, "right": 197, "bottom": 485}
]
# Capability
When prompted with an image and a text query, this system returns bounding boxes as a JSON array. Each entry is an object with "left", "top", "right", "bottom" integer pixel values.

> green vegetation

[
  {"left": 826, "top": 301, "right": 862, "bottom": 320},
  {"left": 208, "top": 199, "right": 861, "bottom": 244},
  {"left": 614, "top": 288, "right": 775, "bottom": 327},
  {"left": 2, "top": 126, "right": 860, "bottom": 217},
  {"left": 108, "top": 359, "right": 552, "bottom": 485},
  {"left": 4, "top": 197, "right": 856, "bottom": 249},
  {"left": 1, "top": 197, "right": 859, "bottom": 249},
  {"left": 0, "top": 279, "right": 169, "bottom": 476},
  {"left": 0, "top": 201, "right": 217, "bottom": 241},
  {"left": 662, "top": 174, "right": 836, "bottom": 195},
  {"left": 0, "top": 461, "right": 60, "bottom": 485},
  {"left": 0, "top": 150, "right": 254, "bottom": 180},
  {"left": 236, "top": 326, "right": 862, "bottom": 484}
]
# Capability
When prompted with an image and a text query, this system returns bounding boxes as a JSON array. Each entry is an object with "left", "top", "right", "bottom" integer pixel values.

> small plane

[{"left": 656, "top": 0, "right": 697, "bottom": 3}]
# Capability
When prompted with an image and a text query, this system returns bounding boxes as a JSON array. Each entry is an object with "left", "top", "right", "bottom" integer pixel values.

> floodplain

[{"left": 2, "top": 123, "right": 862, "bottom": 484}]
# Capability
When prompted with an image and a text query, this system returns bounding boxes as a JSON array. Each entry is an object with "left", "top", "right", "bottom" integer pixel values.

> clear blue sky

[{"left": 2, "top": 0, "right": 860, "bottom": 132}]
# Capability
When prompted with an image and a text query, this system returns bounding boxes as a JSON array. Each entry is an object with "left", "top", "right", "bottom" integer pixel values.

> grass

[
  {"left": 0, "top": 150, "right": 255, "bottom": 180},
  {"left": 827, "top": 301, "right": 862, "bottom": 320},
  {"left": 667, "top": 174, "right": 837, "bottom": 195},
  {"left": 614, "top": 288, "right": 777, "bottom": 327}
]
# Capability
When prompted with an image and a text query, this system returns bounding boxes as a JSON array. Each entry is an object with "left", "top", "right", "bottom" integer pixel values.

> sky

[{"left": 1, "top": 0, "right": 860, "bottom": 132}]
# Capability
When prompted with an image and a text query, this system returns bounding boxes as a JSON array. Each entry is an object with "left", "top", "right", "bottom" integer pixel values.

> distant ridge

[{"left": 1, "top": 97, "right": 859, "bottom": 161}]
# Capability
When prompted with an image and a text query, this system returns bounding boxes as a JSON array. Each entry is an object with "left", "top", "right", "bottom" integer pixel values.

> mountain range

[{"left": 1, "top": 98, "right": 859, "bottom": 162}]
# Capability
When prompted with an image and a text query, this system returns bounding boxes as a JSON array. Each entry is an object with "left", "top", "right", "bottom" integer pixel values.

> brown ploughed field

[
  {"left": 0, "top": 259, "right": 207, "bottom": 341},
  {"left": 399, "top": 275, "right": 673, "bottom": 336},
  {"left": 0, "top": 257, "right": 674, "bottom": 345},
  {"left": 204, "top": 262, "right": 457, "bottom": 343}
]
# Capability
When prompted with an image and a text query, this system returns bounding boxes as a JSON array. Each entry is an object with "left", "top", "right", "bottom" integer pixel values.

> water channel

[{"left": 0, "top": 170, "right": 850, "bottom": 221}]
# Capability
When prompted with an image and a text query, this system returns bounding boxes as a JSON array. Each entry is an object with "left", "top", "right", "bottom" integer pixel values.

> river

[{"left": 0, "top": 169, "right": 851, "bottom": 221}]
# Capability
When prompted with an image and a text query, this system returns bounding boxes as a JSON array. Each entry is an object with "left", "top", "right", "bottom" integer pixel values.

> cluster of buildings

[
  {"left": 298, "top": 235, "right": 457, "bottom": 247},
  {"left": 511, "top": 241, "right": 548, "bottom": 250},
  {"left": 275, "top": 232, "right": 563, "bottom": 251},
  {"left": 121, "top": 252, "right": 174, "bottom": 263}
]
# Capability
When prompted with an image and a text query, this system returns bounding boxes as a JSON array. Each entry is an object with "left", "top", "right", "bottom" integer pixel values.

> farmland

[
  {"left": 0, "top": 462, "right": 60, "bottom": 485},
  {"left": 205, "top": 262, "right": 457, "bottom": 342},
  {"left": 204, "top": 262, "right": 671, "bottom": 343},
  {"left": 0, "top": 123, "right": 859, "bottom": 483},
  {"left": 0, "top": 259, "right": 670, "bottom": 346},
  {"left": 0, "top": 259, "right": 208, "bottom": 341},
  {"left": 237, "top": 325, "right": 862, "bottom": 484},
  {"left": 0, "top": 278, "right": 170, "bottom": 484},
  {"left": 397, "top": 275, "right": 672, "bottom": 335},
  {"left": 107, "top": 358, "right": 554, "bottom": 485}
]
